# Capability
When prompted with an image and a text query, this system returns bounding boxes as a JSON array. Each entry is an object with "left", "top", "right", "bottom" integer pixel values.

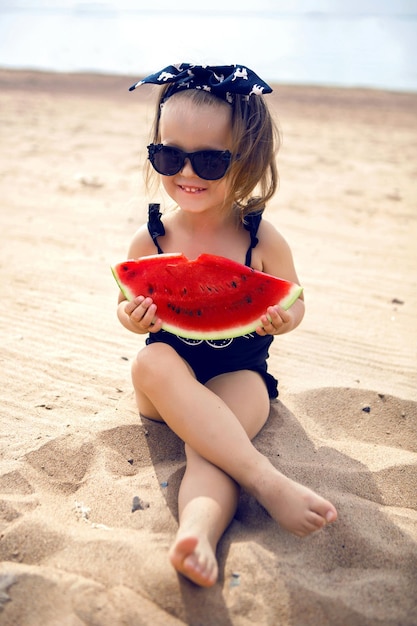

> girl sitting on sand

[{"left": 116, "top": 63, "right": 338, "bottom": 587}]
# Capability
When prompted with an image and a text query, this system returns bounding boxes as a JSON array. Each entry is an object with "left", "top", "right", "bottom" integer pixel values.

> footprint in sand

[
  {"left": 0, "top": 470, "right": 39, "bottom": 534},
  {"left": 0, "top": 467, "right": 66, "bottom": 566},
  {"left": 24, "top": 434, "right": 95, "bottom": 494},
  {"left": 98, "top": 424, "right": 152, "bottom": 475},
  {"left": 98, "top": 421, "right": 185, "bottom": 474}
]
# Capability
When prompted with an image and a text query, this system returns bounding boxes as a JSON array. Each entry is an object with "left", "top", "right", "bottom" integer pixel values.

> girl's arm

[
  {"left": 253, "top": 220, "right": 305, "bottom": 337},
  {"left": 116, "top": 225, "right": 164, "bottom": 335}
]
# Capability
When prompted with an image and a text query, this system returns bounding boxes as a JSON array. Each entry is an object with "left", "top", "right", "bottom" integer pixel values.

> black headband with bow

[{"left": 129, "top": 63, "right": 272, "bottom": 104}]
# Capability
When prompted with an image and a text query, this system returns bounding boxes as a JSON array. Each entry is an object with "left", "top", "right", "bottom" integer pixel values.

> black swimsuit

[{"left": 145, "top": 204, "right": 278, "bottom": 399}]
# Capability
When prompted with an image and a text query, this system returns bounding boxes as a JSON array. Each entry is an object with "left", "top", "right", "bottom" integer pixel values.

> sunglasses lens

[
  {"left": 148, "top": 145, "right": 232, "bottom": 180},
  {"left": 151, "top": 146, "right": 183, "bottom": 176},
  {"left": 192, "top": 151, "right": 231, "bottom": 180}
]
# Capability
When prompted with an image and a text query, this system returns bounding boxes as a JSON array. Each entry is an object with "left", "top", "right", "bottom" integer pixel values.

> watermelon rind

[{"left": 112, "top": 265, "right": 133, "bottom": 301}]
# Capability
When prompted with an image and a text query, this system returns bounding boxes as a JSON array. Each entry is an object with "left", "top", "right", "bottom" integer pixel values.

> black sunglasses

[{"left": 147, "top": 143, "right": 233, "bottom": 180}]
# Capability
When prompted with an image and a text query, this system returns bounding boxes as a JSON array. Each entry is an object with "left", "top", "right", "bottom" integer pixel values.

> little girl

[{"left": 117, "top": 64, "right": 337, "bottom": 587}]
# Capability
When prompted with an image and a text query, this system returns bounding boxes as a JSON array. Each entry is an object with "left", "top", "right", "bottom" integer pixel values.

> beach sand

[{"left": 0, "top": 69, "right": 416, "bottom": 625}]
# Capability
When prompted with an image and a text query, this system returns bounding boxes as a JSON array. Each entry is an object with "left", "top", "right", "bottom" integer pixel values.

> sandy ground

[{"left": 0, "top": 69, "right": 416, "bottom": 626}]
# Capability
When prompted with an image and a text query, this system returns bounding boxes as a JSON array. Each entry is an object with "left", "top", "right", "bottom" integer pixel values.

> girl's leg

[
  {"left": 132, "top": 343, "right": 337, "bottom": 577},
  {"left": 169, "top": 447, "right": 240, "bottom": 586},
  {"left": 168, "top": 370, "right": 271, "bottom": 586}
]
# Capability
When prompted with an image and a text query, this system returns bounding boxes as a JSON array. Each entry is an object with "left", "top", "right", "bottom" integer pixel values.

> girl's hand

[
  {"left": 256, "top": 305, "right": 292, "bottom": 336},
  {"left": 124, "top": 296, "right": 163, "bottom": 334}
]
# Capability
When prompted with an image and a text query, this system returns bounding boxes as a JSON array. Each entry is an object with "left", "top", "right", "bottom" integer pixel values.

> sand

[{"left": 0, "top": 69, "right": 416, "bottom": 626}]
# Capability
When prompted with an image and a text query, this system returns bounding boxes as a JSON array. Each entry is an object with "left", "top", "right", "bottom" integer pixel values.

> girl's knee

[
  {"left": 132, "top": 342, "right": 196, "bottom": 400},
  {"left": 132, "top": 343, "right": 181, "bottom": 388}
]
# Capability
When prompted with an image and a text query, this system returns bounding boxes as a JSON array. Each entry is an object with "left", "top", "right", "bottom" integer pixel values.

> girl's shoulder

[
  {"left": 252, "top": 218, "right": 295, "bottom": 274},
  {"left": 126, "top": 223, "right": 157, "bottom": 259},
  {"left": 256, "top": 218, "right": 289, "bottom": 249}
]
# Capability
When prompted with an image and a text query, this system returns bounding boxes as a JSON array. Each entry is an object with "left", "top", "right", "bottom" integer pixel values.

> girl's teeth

[{"left": 183, "top": 186, "right": 203, "bottom": 193}]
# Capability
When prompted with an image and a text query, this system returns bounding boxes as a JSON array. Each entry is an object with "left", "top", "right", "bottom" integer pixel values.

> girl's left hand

[{"left": 256, "top": 305, "right": 292, "bottom": 336}]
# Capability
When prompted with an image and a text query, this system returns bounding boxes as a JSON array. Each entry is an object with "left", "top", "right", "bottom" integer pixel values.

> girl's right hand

[{"left": 124, "top": 296, "right": 163, "bottom": 333}]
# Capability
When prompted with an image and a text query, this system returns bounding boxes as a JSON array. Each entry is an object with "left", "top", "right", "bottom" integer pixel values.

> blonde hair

[{"left": 146, "top": 86, "right": 280, "bottom": 220}]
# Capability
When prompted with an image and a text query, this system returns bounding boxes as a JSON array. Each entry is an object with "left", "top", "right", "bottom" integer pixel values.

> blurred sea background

[{"left": 0, "top": 0, "right": 416, "bottom": 92}]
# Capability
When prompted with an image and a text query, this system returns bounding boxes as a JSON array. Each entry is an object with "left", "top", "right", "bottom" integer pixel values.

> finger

[
  {"left": 259, "top": 319, "right": 276, "bottom": 335},
  {"left": 267, "top": 306, "right": 289, "bottom": 325},
  {"left": 140, "top": 302, "right": 158, "bottom": 327},
  {"left": 259, "top": 310, "right": 284, "bottom": 336},
  {"left": 128, "top": 297, "right": 153, "bottom": 322},
  {"left": 149, "top": 318, "right": 163, "bottom": 333},
  {"left": 125, "top": 295, "right": 145, "bottom": 316}
]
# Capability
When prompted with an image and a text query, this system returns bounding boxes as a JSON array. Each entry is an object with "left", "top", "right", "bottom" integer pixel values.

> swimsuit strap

[
  {"left": 243, "top": 211, "right": 263, "bottom": 267},
  {"left": 147, "top": 203, "right": 165, "bottom": 254},
  {"left": 147, "top": 203, "right": 263, "bottom": 265}
]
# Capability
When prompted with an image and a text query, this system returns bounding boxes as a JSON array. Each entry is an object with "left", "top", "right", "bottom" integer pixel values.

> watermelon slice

[{"left": 112, "top": 253, "right": 303, "bottom": 340}]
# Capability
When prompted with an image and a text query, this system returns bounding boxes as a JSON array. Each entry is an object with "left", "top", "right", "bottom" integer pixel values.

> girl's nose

[{"left": 180, "top": 157, "right": 196, "bottom": 176}]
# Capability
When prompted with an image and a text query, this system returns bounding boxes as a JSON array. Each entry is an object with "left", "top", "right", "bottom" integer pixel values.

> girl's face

[{"left": 158, "top": 95, "right": 233, "bottom": 216}]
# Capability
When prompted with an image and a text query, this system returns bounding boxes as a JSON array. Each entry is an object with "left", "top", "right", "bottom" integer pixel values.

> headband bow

[{"left": 129, "top": 63, "right": 272, "bottom": 104}]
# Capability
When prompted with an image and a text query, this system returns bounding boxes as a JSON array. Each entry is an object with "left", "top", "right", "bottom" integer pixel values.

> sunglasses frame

[{"left": 147, "top": 143, "right": 233, "bottom": 180}]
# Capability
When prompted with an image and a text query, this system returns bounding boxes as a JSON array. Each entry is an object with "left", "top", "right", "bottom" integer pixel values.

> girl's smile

[{"left": 179, "top": 185, "right": 206, "bottom": 194}]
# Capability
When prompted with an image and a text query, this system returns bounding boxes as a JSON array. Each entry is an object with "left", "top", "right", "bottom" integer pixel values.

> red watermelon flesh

[{"left": 112, "top": 253, "right": 303, "bottom": 340}]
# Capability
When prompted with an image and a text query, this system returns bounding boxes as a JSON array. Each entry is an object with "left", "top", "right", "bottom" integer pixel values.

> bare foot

[
  {"left": 169, "top": 535, "right": 218, "bottom": 587},
  {"left": 251, "top": 468, "right": 338, "bottom": 537}
]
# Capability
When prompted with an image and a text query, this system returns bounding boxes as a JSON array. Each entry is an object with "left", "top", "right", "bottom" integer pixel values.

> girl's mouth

[{"left": 179, "top": 185, "right": 205, "bottom": 194}]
